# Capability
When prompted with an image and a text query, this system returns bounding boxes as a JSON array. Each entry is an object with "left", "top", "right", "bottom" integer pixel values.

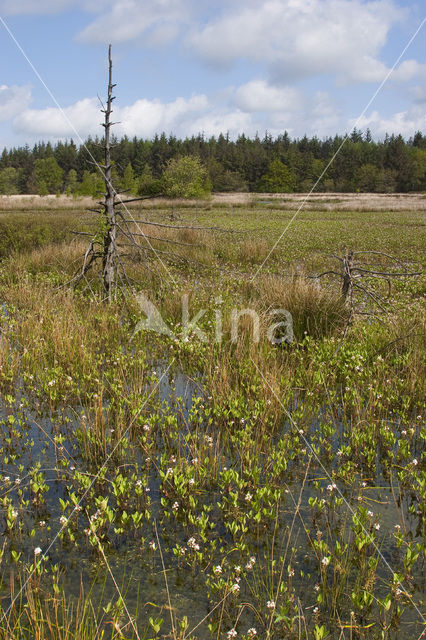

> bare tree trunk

[
  {"left": 102, "top": 45, "right": 117, "bottom": 301},
  {"left": 341, "top": 249, "right": 354, "bottom": 300},
  {"left": 71, "top": 46, "right": 239, "bottom": 297}
]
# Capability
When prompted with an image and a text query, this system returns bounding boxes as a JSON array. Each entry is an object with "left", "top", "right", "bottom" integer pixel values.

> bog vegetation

[{"left": 0, "top": 194, "right": 424, "bottom": 640}]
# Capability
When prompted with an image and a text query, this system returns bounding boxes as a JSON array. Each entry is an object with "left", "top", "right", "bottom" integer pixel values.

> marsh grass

[
  {"left": 255, "top": 273, "right": 347, "bottom": 339},
  {"left": 238, "top": 238, "right": 270, "bottom": 264},
  {"left": 1, "top": 571, "right": 134, "bottom": 640},
  {"left": 10, "top": 240, "right": 88, "bottom": 279}
]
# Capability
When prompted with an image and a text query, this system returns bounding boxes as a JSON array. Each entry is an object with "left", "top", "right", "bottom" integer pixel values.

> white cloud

[
  {"left": 234, "top": 80, "right": 303, "bottom": 113},
  {"left": 0, "top": 85, "right": 32, "bottom": 121},
  {"left": 145, "top": 23, "right": 181, "bottom": 47},
  {"left": 309, "top": 91, "right": 341, "bottom": 133},
  {"left": 260, "top": 90, "right": 341, "bottom": 136},
  {"left": 14, "top": 75, "right": 424, "bottom": 145},
  {"left": 391, "top": 59, "right": 426, "bottom": 83},
  {"left": 13, "top": 94, "right": 224, "bottom": 140},
  {"left": 119, "top": 94, "right": 209, "bottom": 137},
  {"left": 77, "top": 0, "right": 189, "bottom": 44},
  {"left": 185, "top": 110, "right": 253, "bottom": 139},
  {"left": 231, "top": 81, "right": 341, "bottom": 136},
  {"left": 13, "top": 97, "right": 99, "bottom": 138},
  {"left": 351, "top": 105, "right": 426, "bottom": 138},
  {"left": 188, "top": 0, "right": 403, "bottom": 84},
  {"left": 11, "top": 84, "right": 343, "bottom": 142},
  {"left": 410, "top": 85, "right": 426, "bottom": 104},
  {"left": 0, "top": 0, "right": 189, "bottom": 45}
]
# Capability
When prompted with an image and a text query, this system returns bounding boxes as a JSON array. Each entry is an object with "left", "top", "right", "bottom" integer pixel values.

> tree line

[{"left": 0, "top": 128, "right": 425, "bottom": 197}]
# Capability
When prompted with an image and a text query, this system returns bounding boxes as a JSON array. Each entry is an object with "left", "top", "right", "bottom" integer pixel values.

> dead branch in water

[{"left": 309, "top": 249, "right": 422, "bottom": 351}]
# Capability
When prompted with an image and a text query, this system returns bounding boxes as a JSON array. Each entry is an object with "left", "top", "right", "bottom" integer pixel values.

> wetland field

[{"left": 0, "top": 193, "right": 424, "bottom": 639}]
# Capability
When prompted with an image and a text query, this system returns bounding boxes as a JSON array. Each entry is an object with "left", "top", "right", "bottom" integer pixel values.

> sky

[{"left": 0, "top": 0, "right": 425, "bottom": 148}]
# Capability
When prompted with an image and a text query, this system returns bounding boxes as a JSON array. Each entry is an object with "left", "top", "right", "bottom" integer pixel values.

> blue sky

[{"left": 0, "top": 0, "right": 424, "bottom": 148}]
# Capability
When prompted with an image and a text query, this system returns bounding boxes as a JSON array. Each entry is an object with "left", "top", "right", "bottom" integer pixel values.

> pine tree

[{"left": 121, "top": 162, "right": 137, "bottom": 194}]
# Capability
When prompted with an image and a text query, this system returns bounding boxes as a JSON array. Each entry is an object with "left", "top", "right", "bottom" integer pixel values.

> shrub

[{"left": 161, "top": 156, "right": 211, "bottom": 198}]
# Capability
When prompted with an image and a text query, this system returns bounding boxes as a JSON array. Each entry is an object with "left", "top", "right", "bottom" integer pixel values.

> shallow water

[{"left": 0, "top": 368, "right": 424, "bottom": 639}]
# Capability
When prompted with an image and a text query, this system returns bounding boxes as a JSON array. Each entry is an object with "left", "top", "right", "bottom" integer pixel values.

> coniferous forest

[{"left": 0, "top": 128, "right": 425, "bottom": 196}]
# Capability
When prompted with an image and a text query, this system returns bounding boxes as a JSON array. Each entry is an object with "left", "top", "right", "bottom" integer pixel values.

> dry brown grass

[
  {"left": 0, "top": 334, "right": 20, "bottom": 389},
  {"left": 0, "top": 194, "right": 97, "bottom": 210},
  {"left": 238, "top": 237, "right": 269, "bottom": 263},
  {"left": 12, "top": 239, "right": 87, "bottom": 275},
  {"left": 1, "top": 192, "right": 425, "bottom": 213},
  {"left": 252, "top": 191, "right": 426, "bottom": 211},
  {"left": 255, "top": 273, "right": 347, "bottom": 339},
  {"left": 0, "top": 276, "right": 133, "bottom": 405}
]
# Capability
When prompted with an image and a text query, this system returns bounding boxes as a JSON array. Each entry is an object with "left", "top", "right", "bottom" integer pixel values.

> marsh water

[{"left": 0, "top": 366, "right": 424, "bottom": 639}]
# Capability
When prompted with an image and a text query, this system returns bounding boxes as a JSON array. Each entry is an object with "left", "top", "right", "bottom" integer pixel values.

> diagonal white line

[
  {"left": 0, "top": 358, "right": 175, "bottom": 626},
  {"left": 184, "top": 590, "right": 233, "bottom": 638},
  {"left": 266, "top": 459, "right": 312, "bottom": 638},
  {"left": 250, "top": 357, "right": 425, "bottom": 625},
  {"left": 0, "top": 15, "right": 177, "bottom": 286},
  {"left": 93, "top": 526, "right": 141, "bottom": 639},
  {"left": 251, "top": 16, "right": 426, "bottom": 282},
  {"left": 154, "top": 519, "right": 176, "bottom": 637}
]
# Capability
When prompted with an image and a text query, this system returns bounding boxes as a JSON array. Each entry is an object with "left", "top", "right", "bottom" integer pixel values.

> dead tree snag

[
  {"left": 70, "top": 46, "right": 243, "bottom": 299},
  {"left": 101, "top": 44, "right": 117, "bottom": 301},
  {"left": 311, "top": 249, "right": 422, "bottom": 350}
]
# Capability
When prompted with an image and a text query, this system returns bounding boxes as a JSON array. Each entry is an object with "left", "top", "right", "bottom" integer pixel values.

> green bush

[{"left": 161, "top": 156, "right": 211, "bottom": 198}]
